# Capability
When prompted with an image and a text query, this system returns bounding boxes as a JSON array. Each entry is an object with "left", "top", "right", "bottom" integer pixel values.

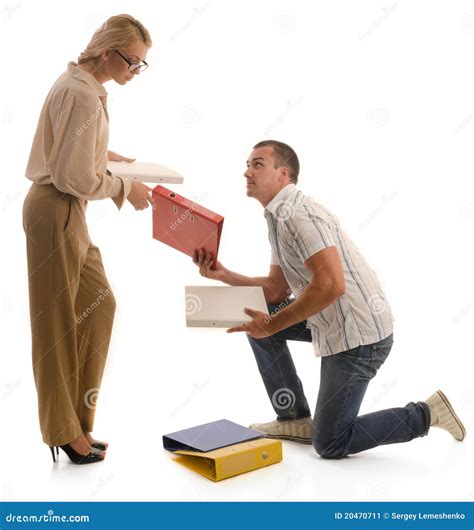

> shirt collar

[
  {"left": 264, "top": 183, "right": 297, "bottom": 217},
  {"left": 67, "top": 61, "right": 108, "bottom": 98}
]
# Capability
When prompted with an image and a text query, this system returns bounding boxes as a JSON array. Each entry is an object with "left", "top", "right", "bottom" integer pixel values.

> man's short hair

[{"left": 253, "top": 140, "right": 300, "bottom": 184}]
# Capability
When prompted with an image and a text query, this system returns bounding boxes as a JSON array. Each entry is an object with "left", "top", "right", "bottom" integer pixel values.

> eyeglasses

[{"left": 113, "top": 49, "right": 149, "bottom": 73}]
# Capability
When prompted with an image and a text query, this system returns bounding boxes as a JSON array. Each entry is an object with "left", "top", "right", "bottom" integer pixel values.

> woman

[{"left": 23, "top": 14, "right": 153, "bottom": 464}]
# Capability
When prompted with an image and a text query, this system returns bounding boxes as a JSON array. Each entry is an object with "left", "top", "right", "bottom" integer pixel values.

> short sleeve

[
  {"left": 284, "top": 206, "right": 336, "bottom": 263},
  {"left": 270, "top": 247, "right": 280, "bottom": 266}
]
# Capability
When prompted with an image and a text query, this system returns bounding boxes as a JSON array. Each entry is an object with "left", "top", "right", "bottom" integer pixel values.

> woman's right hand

[
  {"left": 193, "top": 249, "right": 226, "bottom": 281},
  {"left": 127, "top": 180, "right": 154, "bottom": 210}
]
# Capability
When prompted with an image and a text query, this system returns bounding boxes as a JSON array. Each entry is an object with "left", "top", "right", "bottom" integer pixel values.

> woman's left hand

[{"left": 107, "top": 150, "right": 136, "bottom": 163}]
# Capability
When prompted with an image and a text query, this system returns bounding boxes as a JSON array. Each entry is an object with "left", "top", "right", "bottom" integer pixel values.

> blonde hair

[{"left": 78, "top": 14, "right": 152, "bottom": 64}]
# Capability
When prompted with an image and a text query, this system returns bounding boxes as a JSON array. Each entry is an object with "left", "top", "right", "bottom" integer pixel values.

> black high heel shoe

[
  {"left": 90, "top": 440, "right": 108, "bottom": 451},
  {"left": 49, "top": 444, "right": 105, "bottom": 465}
]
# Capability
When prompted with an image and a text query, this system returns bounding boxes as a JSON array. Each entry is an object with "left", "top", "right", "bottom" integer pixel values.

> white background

[{"left": 0, "top": 0, "right": 472, "bottom": 502}]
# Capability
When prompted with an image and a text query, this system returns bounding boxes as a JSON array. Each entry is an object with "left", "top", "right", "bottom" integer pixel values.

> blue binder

[{"left": 163, "top": 419, "right": 264, "bottom": 452}]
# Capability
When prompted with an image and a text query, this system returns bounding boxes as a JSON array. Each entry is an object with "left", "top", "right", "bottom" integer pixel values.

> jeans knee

[{"left": 311, "top": 431, "right": 346, "bottom": 459}]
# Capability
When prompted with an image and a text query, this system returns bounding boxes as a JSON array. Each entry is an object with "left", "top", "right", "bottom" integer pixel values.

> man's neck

[{"left": 260, "top": 182, "right": 293, "bottom": 208}]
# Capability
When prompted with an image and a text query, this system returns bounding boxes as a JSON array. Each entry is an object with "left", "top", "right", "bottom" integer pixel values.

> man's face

[
  {"left": 244, "top": 146, "right": 286, "bottom": 202},
  {"left": 104, "top": 41, "right": 149, "bottom": 85}
]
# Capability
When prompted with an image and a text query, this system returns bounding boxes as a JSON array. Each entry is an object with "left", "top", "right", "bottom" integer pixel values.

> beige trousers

[{"left": 22, "top": 183, "right": 116, "bottom": 446}]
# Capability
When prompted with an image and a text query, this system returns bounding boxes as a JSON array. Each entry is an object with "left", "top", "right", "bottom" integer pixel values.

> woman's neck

[{"left": 78, "top": 62, "right": 109, "bottom": 85}]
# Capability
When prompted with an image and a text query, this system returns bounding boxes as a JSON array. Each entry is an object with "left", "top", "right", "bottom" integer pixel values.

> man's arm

[
  {"left": 227, "top": 246, "right": 346, "bottom": 337},
  {"left": 269, "top": 246, "right": 345, "bottom": 331},
  {"left": 193, "top": 249, "right": 290, "bottom": 304}
]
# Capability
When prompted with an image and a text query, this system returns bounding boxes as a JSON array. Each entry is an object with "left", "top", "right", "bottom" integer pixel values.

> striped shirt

[{"left": 265, "top": 184, "right": 394, "bottom": 357}]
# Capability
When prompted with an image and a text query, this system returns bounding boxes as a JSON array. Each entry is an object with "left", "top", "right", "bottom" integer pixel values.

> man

[{"left": 193, "top": 140, "right": 466, "bottom": 459}]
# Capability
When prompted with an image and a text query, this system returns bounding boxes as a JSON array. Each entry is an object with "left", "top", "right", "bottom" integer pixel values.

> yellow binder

[{"left": 172, "top": 438, "right": 283, "bottom": 481}]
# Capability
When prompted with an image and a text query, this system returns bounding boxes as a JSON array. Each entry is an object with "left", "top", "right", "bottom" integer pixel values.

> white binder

[
  {"left": 185, "top": 286, "right": 268, "bottom": 328},
  {"left": 107, "top": 161, "right": 184, "bottom": 184}
]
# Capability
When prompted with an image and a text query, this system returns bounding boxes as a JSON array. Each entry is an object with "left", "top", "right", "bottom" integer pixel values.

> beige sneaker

[
  {"left": 425, "top": 390, "right": 466, "bottom": 441},
  {"left": 250, "top": 417, "right": 312, "bottom": 444}
]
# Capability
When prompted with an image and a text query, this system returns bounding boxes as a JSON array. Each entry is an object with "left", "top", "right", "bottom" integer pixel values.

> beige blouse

[{"left": 25, "top": 62, "right": 132, "bottom": 209}]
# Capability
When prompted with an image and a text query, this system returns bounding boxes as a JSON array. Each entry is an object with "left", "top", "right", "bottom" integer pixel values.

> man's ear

[{"left": 278, "top": 166, "right": 291, "bottom": 183}]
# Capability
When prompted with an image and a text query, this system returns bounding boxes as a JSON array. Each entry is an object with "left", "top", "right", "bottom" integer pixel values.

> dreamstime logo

[
  {"left": 178, "top": 105, "right": 202, "bottom": 127},
  {"left": 367, "top": 480, "right": 390, "bottom": 499},
  {"left": 273, "top": 200, "right": 296, "bottom": 222},
  {"left": 459, "top": 386, "right": 472, "bottom": 411},
  {"left": 85, "top": 202, "right": 110, "bottom": 222},
  {"left": 292, "top": 284, "right": 305, "bottom": 297},
  {"left": 359, "top": 2, "right": 399, "bottom": 42},
  {"left": 0, "top": 293, "right": 14, "bottom": 314},
  {"left": 185, "top": 293, "right": 202, "bottom": 316},
  {"left": 452, "top": 113, "right": 472, "bottom": 136},
  {"left": 264, "top": 292, "right": 301, "bottom": 324},
  {"left": 272, "top": 12, "right": 296, "bottom": 33},
  {"left": 367, "top": 105, "right": 390, "bottom": 127},
  {"left": 276, "top": 470, "right": 305, "bottom": 500},
  {"left": 459, "top": 200, "right": 472, "bottom": 222},
  {"left": 75, "top": 103, "right": 103, "bottom": 136},
  {"left": 169, "top": 379, "right": 210, "bottom": 418},
  {"left": 264, "top": 298, "right": 289, "bottom": 324},
  {"left": 170, "top": 204, "right": 197, "bottom": 230},
  {"left": 179, "top": 480, "right": 203, "bottom": 499},
  {"left": 1, "top": 105, "right": 13, "bottom": 126},
  {"left": 0, "top": 377, "right": 22, "bottom": 401},
  {"left": 75, "top": 287, "right": 112, "bottom": 324},
  {"left": 87, "top": 472, "right": 116, "bottom": 499},
  {"left": 272, "top": 388, "right": 296, "bottom": 410},
  {"left": 359, "top": 191, "right": 398, "bottom": 231},
  {"left": 2, "top": 2, "right": 21, "bottom": 23},
  {"left": 367, "top": 294, "right": 387, "bottom": 315},
  {"left": 1, "top": 191, "right": 23, "bottom": 213},
  {"left": 460, "top": 11, "right": 472, "bottom": 34},
  {"left": 451, "top": 302, "right": 471, "bottom": 325},
  {"left": 1, "top": 481, "right": 12, "bottom": 500},
  {"left": 84, "top": 388, "right": 99, "bottom": 409}
]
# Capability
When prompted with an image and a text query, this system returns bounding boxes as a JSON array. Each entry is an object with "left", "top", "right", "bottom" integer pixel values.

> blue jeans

[{"left": 247, "top": 302, "right": 431, "bottom": 459}]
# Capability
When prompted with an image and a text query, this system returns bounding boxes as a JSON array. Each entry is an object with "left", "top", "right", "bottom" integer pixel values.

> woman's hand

[
  {"left": 192, "top": 249, "right": 226, "bottom": 281},
  {"left": 107, "top": 150, "right": 135, "bottom": 163},
  {"left": 107, "top": 151, "right": 152, "bottom": 210},
  {"left": 127, "top": 180, "right": 154, "bottom": 210}
]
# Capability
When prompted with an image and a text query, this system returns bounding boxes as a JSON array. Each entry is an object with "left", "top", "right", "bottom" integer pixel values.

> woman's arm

[
  {"left": 48, "top": 92, "right": 130, "bottom": 207},
  {"left": 107, "top": 150, "right": 135, "bottom": 162}
]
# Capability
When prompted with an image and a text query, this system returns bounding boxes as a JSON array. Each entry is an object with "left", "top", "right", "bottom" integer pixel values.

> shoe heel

[{"left": 49, "top": 446, "right": 57, "bottom": 462}]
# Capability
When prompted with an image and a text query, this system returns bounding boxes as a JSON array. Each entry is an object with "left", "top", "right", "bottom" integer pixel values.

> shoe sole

[
  {"left": 263, "top": 433, "right": 312, "bottom": 445},
  {"left": 436, "top": 390, "right": 466, "bottom": 441}
]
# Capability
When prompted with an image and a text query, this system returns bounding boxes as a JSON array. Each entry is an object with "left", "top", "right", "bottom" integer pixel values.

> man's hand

[
  {"left": 127, "top": 180, "right": 154, "bottom": 210},
  {"left": 227, "top": 308, "right": 275, "bottom": 338},
  {"left": 108, "top": 150, "right": 135, "bottom": 162},
  {"left": 192, "top": 249, "right": 226, "bottom": 281}
]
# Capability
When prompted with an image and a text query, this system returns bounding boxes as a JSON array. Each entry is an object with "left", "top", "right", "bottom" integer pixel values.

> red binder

[{"left": 152, "top": 185, "right": 224, "bottom": 268}]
